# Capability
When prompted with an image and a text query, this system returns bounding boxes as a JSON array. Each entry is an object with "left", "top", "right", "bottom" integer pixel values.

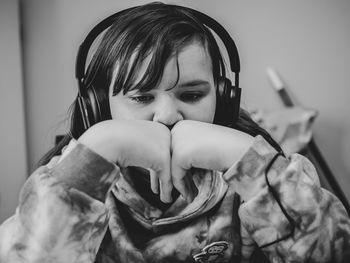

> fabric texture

[
  {"left": 250, "top": 106, "right": 317, "bottom": 155},
  {"left": 0, "top": 136, "right": 349, "bottom": 263}
]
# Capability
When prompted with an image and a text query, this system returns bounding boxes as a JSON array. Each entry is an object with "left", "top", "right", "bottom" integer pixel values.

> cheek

[
  {"left": 109, "top": 96, "right": 135, "bottom": 120},
  {"left": 184, "top": 95, "right": 216, "bottom": 123},
  {"left": 109, "top": 97, "right": 125, "bottom": 119},
  {"left": 109, "top": 96, "right": 153, "bottom": 121}
]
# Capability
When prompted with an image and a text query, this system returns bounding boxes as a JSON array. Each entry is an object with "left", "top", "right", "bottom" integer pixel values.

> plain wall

[
  {"left": 0, "top": 0, "right": 27, "bottom": 223},
  {"left": 18, "top": 0, "right": 350, "bottom": 210}
]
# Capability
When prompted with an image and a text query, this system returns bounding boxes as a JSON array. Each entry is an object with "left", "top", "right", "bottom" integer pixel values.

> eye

[
  {"left": 180, "top": 92, "right": 204, "bottom": 103},
  {"left": 129, "top": 94, "right": 154, "bottom": 104}
]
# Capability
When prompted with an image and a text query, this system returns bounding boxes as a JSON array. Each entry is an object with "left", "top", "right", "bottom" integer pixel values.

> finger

[
  {"left": 171, "top": 164, "right": 190, "bottom": 201},
  {"left": 159, "top": 176, "right": 173, "bottom": 203},
  {"left": 172, "top": 150, "right": 197, "bottom": 202},
  {"left": 149, "top": 169, "right": 159, "bottom": 194},
  {"left": 156, "top": 161, "right": 173, "bottom": 203}
]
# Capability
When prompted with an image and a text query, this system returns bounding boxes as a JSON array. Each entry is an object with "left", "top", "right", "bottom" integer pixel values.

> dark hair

[{"left": 36, "top": 2, "right": 282, "bottom": 169}]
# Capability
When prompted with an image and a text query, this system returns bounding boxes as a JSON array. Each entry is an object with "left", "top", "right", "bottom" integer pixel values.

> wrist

[
  {"left": 223, "top": 130, "right": 255, "bottom": 171},
  {"left": 78, "top": 121, "right": 120, "bottom": 163}
]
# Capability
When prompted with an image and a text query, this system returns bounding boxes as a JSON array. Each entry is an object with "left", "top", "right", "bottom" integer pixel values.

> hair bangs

[
  {"left": 112, "top": 23, "right": 210, "bottom": 96},
  {"left": 87, "top": 2, "right": 226, "bottom": 98}
]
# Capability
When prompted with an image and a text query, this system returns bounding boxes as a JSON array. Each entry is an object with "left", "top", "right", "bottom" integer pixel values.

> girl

[{"left": 0, "top": 2, "right": 349, "bottom": 263}]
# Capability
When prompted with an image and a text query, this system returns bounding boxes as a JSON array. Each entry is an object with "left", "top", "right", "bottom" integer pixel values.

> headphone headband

[{"left": 75, "top": 4, "right": 240, "bottom": 86}]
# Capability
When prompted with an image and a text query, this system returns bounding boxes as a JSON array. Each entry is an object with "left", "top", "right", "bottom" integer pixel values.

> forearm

[{"left": 0, "top": 140, "right": 119, "bottom": 263}]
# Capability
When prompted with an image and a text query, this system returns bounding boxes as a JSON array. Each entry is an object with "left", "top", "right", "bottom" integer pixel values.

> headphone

[{"left": 75, "top": 4, "right": 241, "bottom": 130}]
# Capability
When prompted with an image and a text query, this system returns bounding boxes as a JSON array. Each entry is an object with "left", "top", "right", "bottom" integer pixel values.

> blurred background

[{"left": 1, "top": 0, "right": 350, "bottom": 223}]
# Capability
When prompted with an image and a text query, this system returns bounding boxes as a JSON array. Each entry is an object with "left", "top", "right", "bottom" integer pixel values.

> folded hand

[{"left": 78, "top": 119, "right": 253, "bottom": 203}]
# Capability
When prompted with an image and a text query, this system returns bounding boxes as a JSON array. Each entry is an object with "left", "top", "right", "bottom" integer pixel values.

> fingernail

[
  {"left": 162, "top": 195, "right": 172, "bottom": 203},
  {"left": 186, "top": 195, "right": 193, "bottom": 203}
]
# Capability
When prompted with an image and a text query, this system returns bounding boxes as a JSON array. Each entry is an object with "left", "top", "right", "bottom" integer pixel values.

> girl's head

[
  {"left": 37, "top": 2, "right": 282, "bottom": 168},
  {"left": 82, "top": 2, "right": 224, "bottom": 130}
]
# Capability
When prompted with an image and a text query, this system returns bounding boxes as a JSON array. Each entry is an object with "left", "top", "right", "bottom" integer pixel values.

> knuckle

[
  {"left": 171, "top": 120, "right": 186, "bottom": 135},
  {"left": 155, "top": 124, "right": 171, "bottom": 142}
]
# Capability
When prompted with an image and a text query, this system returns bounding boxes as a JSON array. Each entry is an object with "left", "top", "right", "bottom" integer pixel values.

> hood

[{"left": 111, "top": 168, "right": 228, "bottom": 230}]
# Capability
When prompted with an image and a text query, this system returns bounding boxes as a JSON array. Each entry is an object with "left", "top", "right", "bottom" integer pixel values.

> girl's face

[{"left": 109, "top": 42, "right": 216, "bottom": 127}]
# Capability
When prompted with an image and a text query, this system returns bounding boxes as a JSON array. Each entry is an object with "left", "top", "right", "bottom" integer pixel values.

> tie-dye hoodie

[{"left": 0, "top": 136, "right": 349, "bottom": 263}]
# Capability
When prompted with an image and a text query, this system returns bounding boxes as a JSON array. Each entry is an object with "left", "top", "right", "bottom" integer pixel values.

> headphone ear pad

[
  {"left": 215, "top": 77, "right": 241, "bottom": 125},
  {"left": 85, "top": 86, "right": 102, "bottom": 125}
]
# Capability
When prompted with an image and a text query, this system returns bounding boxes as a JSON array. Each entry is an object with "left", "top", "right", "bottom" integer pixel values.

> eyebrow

[{"left": 176, "top": 80, "right": 210, "bottom": 88}]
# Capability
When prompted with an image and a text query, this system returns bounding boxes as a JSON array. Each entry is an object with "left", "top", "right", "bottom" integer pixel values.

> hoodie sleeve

[
  {"left": 0, "top": 139, "right": 119, "bottom": 263},
  {"left": 222, "top": 135, "right": 350, "bottom": 263}
]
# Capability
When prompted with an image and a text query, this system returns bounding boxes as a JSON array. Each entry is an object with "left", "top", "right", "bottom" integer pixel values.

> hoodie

[{"left": 0, "top": 136, "right": 349, "bottom": 263}]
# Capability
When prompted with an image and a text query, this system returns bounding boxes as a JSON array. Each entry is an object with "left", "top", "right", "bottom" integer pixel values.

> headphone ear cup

[
  {"left": 85, "top": 86, "right": 102, "bottom": 126},
  {"left": 232, "top": 83, "right": 241, "bottom": 123},
  {"left": 215, "top": 77, "right": 241, "bottom": 126}
]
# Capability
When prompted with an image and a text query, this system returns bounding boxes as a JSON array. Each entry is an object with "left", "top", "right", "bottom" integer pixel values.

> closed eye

[
  {"left": 179, "top": 92, "right": 204, "bottom": 103},
  {"left": 129, "top": 94, "right": 154, "bottom": 104}
]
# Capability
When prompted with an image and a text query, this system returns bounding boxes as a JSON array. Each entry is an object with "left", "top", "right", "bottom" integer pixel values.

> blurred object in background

[
  {"left": 250, "top": 106, "right": 317, "bottom": 156},
  {"left": 262, "top": 67, "right": 350, "bottom": 215}
]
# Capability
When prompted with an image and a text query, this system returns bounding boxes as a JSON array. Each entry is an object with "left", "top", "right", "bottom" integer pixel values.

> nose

[{"left": 152, "top": 95, "right": 183, "bottom": 128}]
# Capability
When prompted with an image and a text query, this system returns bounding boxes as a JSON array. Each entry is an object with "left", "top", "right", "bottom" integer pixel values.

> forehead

[
  {"left": 135, "top": 41, "right": 213, "bottom": 88},
  {"left": 109, "top": 41, "right": 214, "bottom": 94},
  {"left": 176, "top": 41, "right": 213, "bottom": 80}
]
